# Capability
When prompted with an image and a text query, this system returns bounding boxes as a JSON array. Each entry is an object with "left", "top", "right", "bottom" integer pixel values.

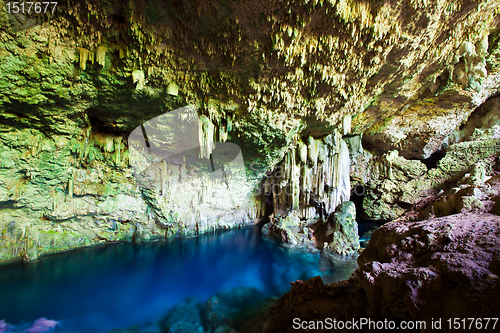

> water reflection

[{"left": 0, "top": 226, "right": 357, "bottom": 333}]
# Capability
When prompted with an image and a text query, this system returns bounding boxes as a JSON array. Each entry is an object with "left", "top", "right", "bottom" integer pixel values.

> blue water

[
  {"left": 0, "top": 226, "right": 358, "bottom": 332},
  {"left": 358, "top": 219, "right": 385, "bottom": 247}
]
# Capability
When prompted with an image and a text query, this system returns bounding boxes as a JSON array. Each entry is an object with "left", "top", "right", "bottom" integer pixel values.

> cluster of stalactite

[
  {"left": 198, "top": 114, "right": 232, "bottom": 158},
  {"left": 262, "top": 130, "right": 350, "bottom": 220}
]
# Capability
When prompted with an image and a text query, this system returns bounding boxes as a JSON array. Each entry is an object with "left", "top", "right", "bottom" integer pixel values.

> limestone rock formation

[
  {"left": 265, "top": 212, "right": 500, "bottom": 332},
  {"left": 262, "top": 214, "right": 315, "bottom": 247},
  {"left": 359, "top": 125, "right": 500, "bottom": 221},
  {"left": 355, "top": 213, "right": 500, "bottom": 325},
  {"left": 262, "top": 131, "right": 351, "bottom": 220},
  {"left": 263, "top": 199, "right": 359, "bottom": 256},
  {"left": 316, "top": 201, "right": 359, "bottom": 255},
  {"left": 398, "top": 164, "right": 500, "bottom": 222}
]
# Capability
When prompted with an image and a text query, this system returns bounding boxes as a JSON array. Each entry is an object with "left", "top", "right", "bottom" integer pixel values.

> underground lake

[{"left": 0, "top": 226, "right": 363, "bottom": 333}]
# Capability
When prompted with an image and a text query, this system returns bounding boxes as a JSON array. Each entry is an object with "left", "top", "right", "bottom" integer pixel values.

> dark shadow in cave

[
  {"left": 457, "top": 91, "right": 500, "bottom": 142},
  {"left": 351, "top": 184, "right": 385, "bottom": 247},
  {"left": 421, "top": 151, "right": 445, "bottom": 170},
  {"left": 256, "top": 189, "right": 274, "bottom": 226},
  {"left": 350, "top": 184, "right": 367, "bottom": 222},
  {"left": 86, "top": 108, "right": 129, "bottom": 138}
]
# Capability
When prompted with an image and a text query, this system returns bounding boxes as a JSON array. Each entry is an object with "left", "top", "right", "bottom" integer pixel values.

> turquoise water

[
  {"left": 0, "top": 226, "right": 358, "bottom": 332},
  {"left": 358, "top": 219, "right": 385, "bottom": 247}
]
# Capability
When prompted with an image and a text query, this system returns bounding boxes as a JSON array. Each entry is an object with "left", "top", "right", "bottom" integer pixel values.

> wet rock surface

[
  {"left": 266, "top": 212, "right": 500, "bottom": 332},
  {"left": 265, "top": 276, "right": 353, "bottom": 333},
  {"left": 262, "top": 215, "right": 315, "bottom": 247}
]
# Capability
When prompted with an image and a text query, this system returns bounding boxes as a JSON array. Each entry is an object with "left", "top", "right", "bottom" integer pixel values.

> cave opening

[
  {"left": 256, "top": 187, "right": 275, "bottom": 225},
  {"left": 350, "top": 184, "right": 366, "bottom": 222},
  {"left": 421, "top": 150, "right": 445, "bottom": 169},
  {"left": 351, "top": 184, "right": 385, "bottom": 247},
  {"left": 86, "top": 108, "right": 128, "bottom": 138}
]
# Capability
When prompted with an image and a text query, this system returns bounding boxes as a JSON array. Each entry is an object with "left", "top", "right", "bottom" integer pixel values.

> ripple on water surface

[{"left": 0, "top": 226, "right": 358, "bottom": 333}]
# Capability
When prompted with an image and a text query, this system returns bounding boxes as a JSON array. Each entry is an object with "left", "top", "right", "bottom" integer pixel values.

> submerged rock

[
  {"left": 168, "top": 321, "right": 202, "bottom": 333},
  {"left": 160, "top": 287, "right": 271, "bottom": 333},
  {"left": 204, "top": 287, "right": 268, "bottom": 332},
  {"left": 204, "top": 296, "right": 229, "bottom": 332},
  {"left": 107, "top": 325, "right": 149, "bottom": 333},
  {"left": 161, "top": 297, "right": 204, "bottom": 333}
]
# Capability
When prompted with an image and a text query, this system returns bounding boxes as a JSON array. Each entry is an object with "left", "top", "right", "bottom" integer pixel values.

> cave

[
  {"left": 421, "top": 150, "right": 446, "bottom": 170},
  {"left": 350, "top": 184, "right": 367, "bottom": 220},
  {"left": 1, "top": 1, "right": 500, "bottom": 332}
]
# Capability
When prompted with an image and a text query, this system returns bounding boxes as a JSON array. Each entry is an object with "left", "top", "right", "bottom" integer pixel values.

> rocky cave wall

[{"left": 1, "top": 0, "right": 500, "bottom": 263}]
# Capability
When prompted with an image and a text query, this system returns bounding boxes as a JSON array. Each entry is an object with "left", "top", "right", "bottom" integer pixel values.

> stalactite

[
  {"left": 307, "top": 136, "right": 320, "bottom": 167},
  {"left": 266, "top": 130, "right": 350, "bottom": 220},
  {"left": 132, "top": 70, "right": 145, "bottom": 90},
  {"left": 114, "top": 137, "right": 123, "bottom": 166},
  {"left": 77, "top": 47, "right": 90, "bottom": 70},
  {"left": 198, "top": 115, "right": 215, "bottom": 159},
  {"left": 132, "top": 108, "right": 260, "bottom": 235},
  {"left": 95, "top": 46, "right": 107, "bottom": 67},
  {"left": 343, "top": 114, "right": 351, "bottom": 135},
  {"left": 104, "top": 136, "right": 114, "bottom": 152},
  {"left": 167, "top": 82, "right": 179, "bottom": 96},
  {"left": 298, "top": 139, "right": 308, "bottom": 164}
]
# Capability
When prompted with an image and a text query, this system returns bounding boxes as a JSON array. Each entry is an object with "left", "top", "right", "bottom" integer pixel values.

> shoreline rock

[{"left": 265, "top": 212, "right": 500, "bottom": 332}]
